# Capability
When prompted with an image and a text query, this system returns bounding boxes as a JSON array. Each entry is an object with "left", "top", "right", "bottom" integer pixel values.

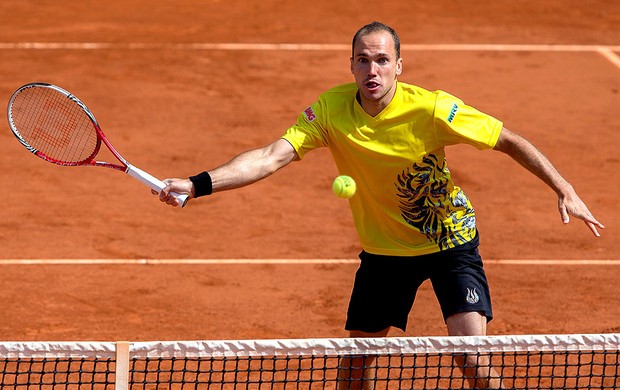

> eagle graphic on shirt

[{"left": 395, "top": 153, "right": 476, "bottom": 250}]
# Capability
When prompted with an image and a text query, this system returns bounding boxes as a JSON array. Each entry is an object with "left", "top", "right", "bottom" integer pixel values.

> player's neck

[{"left": 356, "top": 82, "right": 398, "bottom": 117}]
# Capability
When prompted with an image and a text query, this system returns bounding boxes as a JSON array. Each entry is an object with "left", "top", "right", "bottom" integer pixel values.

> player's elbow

[{"left": 263, "top": 140, "right": 298, "bottom": 173}]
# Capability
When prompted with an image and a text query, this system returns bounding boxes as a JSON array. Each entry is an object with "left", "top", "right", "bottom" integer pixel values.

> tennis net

[{"left": 0, "top": 333, "right": 618, "bottom": 389}]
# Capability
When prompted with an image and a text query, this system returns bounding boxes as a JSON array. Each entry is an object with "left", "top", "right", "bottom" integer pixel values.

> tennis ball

[{"left": 332, "top": 175, "right": 356, "bottom": 199}]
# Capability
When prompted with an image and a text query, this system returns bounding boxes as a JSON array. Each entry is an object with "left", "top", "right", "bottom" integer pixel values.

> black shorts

[{"left": 345, "top": 235, "right": 493, "bottom": 333}]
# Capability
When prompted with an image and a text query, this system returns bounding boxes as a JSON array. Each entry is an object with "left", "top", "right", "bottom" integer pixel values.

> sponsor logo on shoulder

[
  {"left": 447, "top": 102, "right": 459, "bottom": 123},
  {"left": 303, "top": 106, "right": 317, "bottom": 122}
]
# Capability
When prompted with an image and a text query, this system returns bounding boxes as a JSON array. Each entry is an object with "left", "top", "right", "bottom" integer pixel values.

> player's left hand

[{"left": 558, "top": 188, "right": 604, "bottom": 237}]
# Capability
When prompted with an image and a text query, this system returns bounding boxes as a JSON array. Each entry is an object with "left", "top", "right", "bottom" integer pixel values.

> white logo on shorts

[{"left": 466, "top": 288, "right": 479, "bottom": 304}]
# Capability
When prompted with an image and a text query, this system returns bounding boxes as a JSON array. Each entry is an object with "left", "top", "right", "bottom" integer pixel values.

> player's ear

[
  {"left": 396, "top": 57, "right": 403, "bottom": 76},
  {"left": 350, "top": 57, "right": 354, "bottom": 74}
]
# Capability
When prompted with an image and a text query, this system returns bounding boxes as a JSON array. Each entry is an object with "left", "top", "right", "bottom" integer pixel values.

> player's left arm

[{"left": 493, "top": 127, "right": 604, "bottom": 237}]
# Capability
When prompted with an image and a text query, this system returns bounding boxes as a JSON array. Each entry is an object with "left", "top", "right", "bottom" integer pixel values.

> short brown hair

[{"left": 352, "top": 21, "right": 401, "bottom": 59}]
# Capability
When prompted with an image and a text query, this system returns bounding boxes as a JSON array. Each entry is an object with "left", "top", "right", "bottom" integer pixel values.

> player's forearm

[
  {"left": 184, "top": 139, "right": 297, "bottom": 198},
  {"left": 209, "top": 148, "right": 280, "bottom": 192},
  {"left": 494, "top": 128, "right": 572, "bottom": 196},
  {"left": 192, "top": 140, "right": 297, "bottom": 196}
]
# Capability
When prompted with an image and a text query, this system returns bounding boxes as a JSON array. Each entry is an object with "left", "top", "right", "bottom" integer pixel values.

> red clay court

[{"left": 0, "top": 1, "right": 618, "bottom": 342}]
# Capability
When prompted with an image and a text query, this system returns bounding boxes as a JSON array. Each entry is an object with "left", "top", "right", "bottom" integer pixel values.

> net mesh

[
  {"left": 8, "top": 84, "right": 99, "bottom": 164},
  {"left": 0, "top": 334, "right": 618, "bottom": 389}
]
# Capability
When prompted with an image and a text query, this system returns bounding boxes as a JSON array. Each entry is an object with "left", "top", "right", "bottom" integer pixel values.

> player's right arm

[{"left": 157, "top": 138, "right": 298, "bottom": 206}]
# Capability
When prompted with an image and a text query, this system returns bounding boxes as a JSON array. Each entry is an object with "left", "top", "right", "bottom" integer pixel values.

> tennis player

[{"left": 157, "top": 21, "right": 604, "bottom": 389}]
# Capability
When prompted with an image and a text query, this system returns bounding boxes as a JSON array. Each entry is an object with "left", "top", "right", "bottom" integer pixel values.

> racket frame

[{"left": 7, "top": 82, "right": 188, "bottom": 206}]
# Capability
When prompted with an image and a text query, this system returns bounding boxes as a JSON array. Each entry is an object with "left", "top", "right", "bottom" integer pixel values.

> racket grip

[{"left": 126, "top": 164, "right": 189, "bottom": 207}]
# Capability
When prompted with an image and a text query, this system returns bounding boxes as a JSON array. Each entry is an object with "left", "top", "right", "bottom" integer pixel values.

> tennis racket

[{"left": 7, "top": 82, "right": 188, "bottom": 206}]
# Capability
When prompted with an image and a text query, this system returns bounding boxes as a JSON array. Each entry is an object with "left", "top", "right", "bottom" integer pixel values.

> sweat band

[{"left": 189, "top": 171, "right": 213, "bottom": 197}]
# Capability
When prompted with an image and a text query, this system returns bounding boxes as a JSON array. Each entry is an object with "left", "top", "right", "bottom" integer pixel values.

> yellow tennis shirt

[{"left": 282, "top": 82, "right": 503, "bottom": 256}]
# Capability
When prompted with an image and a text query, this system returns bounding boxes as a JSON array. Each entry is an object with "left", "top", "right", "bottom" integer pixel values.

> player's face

[{"left": 350, "top": 30, "right": 402, "bottom": 115}]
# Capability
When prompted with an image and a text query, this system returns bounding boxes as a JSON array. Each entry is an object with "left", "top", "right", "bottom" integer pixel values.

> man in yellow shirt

[
  {"left": 156, "top": 21, "right": 603, "bottom": 388},
  {"left": 284, "top": 82, "right": 502, "bottom": 256}
]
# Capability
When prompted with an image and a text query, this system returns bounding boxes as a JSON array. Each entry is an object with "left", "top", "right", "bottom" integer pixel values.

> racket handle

[{"left": 126, "top": 164, "right": 189, "bottom": 207}]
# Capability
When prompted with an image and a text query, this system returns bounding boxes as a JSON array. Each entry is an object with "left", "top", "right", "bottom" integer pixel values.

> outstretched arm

[
  {"left": 493, "top": 127, "right": 604, "bottom": 236},
  {"left": 156, "top": 138, "right": 298, "bottom": 206}
]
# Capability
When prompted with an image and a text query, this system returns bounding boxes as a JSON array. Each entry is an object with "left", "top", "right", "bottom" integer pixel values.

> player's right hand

[{"left": 153, "top": 178, "right": 195, "bottom": 207}]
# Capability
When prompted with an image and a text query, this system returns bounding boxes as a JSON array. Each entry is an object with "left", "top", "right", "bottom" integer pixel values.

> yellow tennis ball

[{"left": 332, "top": 175, "right": 356, "bottom": 199}]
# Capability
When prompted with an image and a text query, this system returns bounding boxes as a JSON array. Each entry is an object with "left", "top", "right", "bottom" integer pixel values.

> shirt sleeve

[
  {"left": 433, "top": 91, "right": 503, "bottom": 150},
  {"left": 281, "top": 100, "right": 328, "bottom": 159}
]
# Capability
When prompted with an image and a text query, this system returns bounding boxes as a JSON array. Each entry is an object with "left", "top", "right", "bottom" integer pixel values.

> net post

[{"left": 115, "top": 341, "right": 130, "bottom": 390}]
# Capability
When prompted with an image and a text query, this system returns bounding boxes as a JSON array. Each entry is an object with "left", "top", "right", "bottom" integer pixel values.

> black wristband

[{"left": 189, "top": 171, "right": 213, "bottom": 197}]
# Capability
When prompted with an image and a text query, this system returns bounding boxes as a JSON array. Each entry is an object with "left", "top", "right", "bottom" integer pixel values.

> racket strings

[{"left": 10, "top": 86, "right": 98, "bottom": 164}]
